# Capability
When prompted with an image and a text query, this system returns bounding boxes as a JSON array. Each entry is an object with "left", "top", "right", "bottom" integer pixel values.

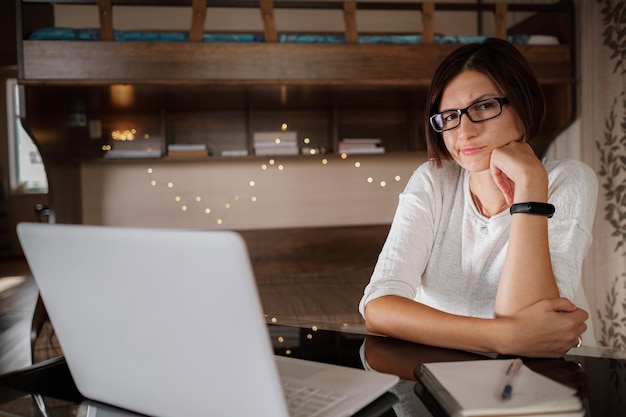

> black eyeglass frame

[{"left": 429, "top": 97, "right": 509, "bottom": 133}]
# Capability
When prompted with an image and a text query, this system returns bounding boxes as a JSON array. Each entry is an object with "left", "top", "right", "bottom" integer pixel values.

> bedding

[{"left": 28, "top": 27, "right": 556, "bottom": 45}]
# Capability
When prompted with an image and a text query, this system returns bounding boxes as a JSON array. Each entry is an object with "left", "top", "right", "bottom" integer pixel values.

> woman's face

[{"left": 439, "top": 69, "right": 524, "bottom": 173}]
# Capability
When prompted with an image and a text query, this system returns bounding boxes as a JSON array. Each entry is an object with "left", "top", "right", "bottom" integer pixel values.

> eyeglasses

[{"left": 429, "top": 97, "right": 509, "bottom": 133}]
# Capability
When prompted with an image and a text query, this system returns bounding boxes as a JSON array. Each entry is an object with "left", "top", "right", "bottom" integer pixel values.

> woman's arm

[
  {"left": 364, "top": 295, "right": 587, "bottom": 357},
  {"left": 489, "top": 141, "right": 560, "bottom": 315}
]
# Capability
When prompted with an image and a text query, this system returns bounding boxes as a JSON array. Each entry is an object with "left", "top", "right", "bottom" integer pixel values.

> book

[
  {"left": 167, "top": 143, "right": 209, "bottom": 157},
  {"left": 254, "top": 146, "right": 300, "bottom": 156},
  {"left": 340, "top": 138, "right": 381, "bottom": 143},
  {"left": 253, "top": 131, "right": 299, "bottom": 155},
  {"left": 338, "top": 146, "right": 385, "bottom": 154},
  {"left": 167, "top": 150, "right": 209, "bottom": 158},
  {"left": 167, "top": 144, "right": 207, "bottom": 151},
  {"left": 414, "top": 359, "right": 583, "bottom": 417},
  {"left": 103, "top": 149, "right": 163, "bottom": 159},
  {"left": 253, "top": 131, "right": 298, "bottom": 144},
  {"left": 221, "top": 149, "right": 249, "bottom": 157},
  {"left": 338, "top": 138, "right": 384, "bottom": 154}
]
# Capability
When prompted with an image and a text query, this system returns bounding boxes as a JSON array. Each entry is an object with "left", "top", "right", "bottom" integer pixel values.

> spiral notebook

[{"left": 414, "top": 359, "right": 584, "bottom": 417}]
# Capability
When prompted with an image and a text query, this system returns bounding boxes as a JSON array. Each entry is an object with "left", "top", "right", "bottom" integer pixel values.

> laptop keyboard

[{"left": 283, "top": 381, "right": 347, "bottom": 417}]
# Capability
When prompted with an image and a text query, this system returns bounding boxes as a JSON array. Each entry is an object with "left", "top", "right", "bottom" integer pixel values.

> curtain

[{"left": 576, "top": 0, "right": 626, "bottom": 351}]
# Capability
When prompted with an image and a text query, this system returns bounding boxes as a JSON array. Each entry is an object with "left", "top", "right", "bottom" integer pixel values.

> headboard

[{"left": 14, "top": 0, "right": 576, "bottom": 225}]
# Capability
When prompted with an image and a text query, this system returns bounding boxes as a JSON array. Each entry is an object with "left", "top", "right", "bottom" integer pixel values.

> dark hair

[{"left": 425, "top": 38, "right": 546, "bottom": 165}]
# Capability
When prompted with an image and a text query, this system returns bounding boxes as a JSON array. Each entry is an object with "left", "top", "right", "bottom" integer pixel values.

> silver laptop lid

[{"left": 17, "top": 222, "right": 289, "bottom": 417}]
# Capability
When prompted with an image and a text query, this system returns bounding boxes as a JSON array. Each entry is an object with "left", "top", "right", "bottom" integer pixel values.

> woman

[{"left": 359, "top": 38, "right": 597, "bottom": 358}]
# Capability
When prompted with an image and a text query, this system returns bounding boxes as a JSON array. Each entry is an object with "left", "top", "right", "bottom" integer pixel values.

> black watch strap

[{"left": 509, "top": 202, "right": 555, "bottom": 218}]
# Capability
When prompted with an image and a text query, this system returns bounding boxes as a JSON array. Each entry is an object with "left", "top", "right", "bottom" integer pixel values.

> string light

[{"left": 145, "top": 154, "right": 405, "bottom": 226}]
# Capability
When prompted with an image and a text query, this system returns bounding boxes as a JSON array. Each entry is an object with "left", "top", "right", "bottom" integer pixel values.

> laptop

[{"left": 17, "top": 222, "right": 399, "bottom": 417}]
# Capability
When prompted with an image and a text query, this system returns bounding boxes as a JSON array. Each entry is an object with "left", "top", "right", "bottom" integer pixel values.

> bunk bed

[
  {"left": 17, "top": 0, "right": 574, "bottom": 86},
  {"left": 14, "top": 0, "right": 576, "bottom": 240}
]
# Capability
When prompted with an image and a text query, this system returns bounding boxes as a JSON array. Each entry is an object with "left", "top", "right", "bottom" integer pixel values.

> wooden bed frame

[
  {"left": 14, "top": 1, "right": 577, "bottom": 253},
  {"left": 17, "top": 0, "right": 575, "bottom": 88}
]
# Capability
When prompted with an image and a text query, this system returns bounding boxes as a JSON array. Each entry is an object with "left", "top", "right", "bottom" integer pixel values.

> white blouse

[{"left": 359, "top": 158, "right": 598, "bottom": 319}]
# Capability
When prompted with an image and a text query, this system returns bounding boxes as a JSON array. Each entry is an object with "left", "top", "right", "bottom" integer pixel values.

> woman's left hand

[{"left": 489, "top": 140, "right": 548, "bottom": 205}]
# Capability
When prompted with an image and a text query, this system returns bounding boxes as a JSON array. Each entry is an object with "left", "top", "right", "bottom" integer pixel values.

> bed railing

[{"left": 22, "top": 0, "right": 570, "bottom": 44}]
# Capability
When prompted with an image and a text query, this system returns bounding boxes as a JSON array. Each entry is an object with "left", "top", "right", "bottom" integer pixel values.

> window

[{"left": 6, "top": 79, "right": 48, "bottom": 193}]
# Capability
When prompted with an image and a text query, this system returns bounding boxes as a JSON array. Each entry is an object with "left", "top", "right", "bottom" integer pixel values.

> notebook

[
  {"left": 17, "top": 222, "right": 399, "bottom": 417},
  {"left": 414, "top": 359, "right": 584, "bottom": 417}
]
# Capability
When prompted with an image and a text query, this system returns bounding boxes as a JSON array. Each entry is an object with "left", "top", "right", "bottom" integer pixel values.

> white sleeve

[
  {"left": 546, "top": 159, "right": 598, "bottom": 300},
  {"left": 358, "top": 162, "right": 443, "bottom": 317}
]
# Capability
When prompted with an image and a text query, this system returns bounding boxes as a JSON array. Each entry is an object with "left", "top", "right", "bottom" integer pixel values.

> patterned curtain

[{"left": 575, "top": 0, "right": 626, "bottom": 351}]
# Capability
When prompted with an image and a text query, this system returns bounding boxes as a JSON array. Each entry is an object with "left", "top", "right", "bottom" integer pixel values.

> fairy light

[{"left": 144, "top": 155, "right": 407, "bottom": 227}]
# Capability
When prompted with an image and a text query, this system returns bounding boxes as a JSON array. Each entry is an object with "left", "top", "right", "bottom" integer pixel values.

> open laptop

[{"left": 17, "top": 222, "right": 399, "bottom": 417}]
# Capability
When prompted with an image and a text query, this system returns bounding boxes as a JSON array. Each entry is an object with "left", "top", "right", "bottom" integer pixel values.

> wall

[
  {"left": 80, "top": 154, "right": 427, "bottom": 230},
  {"left": 54, "top": 3, "right": 480, "bottom": 36}
]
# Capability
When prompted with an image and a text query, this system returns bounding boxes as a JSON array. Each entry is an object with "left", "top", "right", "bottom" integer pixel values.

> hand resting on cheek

[{"left": 489, "top": 140, "right": 546, "bottom": 205}]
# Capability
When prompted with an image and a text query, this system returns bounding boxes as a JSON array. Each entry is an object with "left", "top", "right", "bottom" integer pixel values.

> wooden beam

[
  {"left": 190, "top": 0, "right": 208, "bottom": 42},
  {"left": 494, "top": 2, "right": 507, "bottom": 40},
  {"left": 343, "top": 1, "right": 358, "bottom": 44},
  {"left": 422, "top": 2, "right": 435, "bottom": 44},
  {"left": 260, "top": 0, "right": 277, "bottom": 43},
  {"left": 97, "top": 0, "right": 113, "bottom": 41}
]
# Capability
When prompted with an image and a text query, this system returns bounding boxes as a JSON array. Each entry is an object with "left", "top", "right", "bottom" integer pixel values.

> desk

[{"left": 0, "top": 323, "right": 624, "bottom": 417}]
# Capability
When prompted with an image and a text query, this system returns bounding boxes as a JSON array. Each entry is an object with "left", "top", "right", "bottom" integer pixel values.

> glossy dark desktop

[{"left": 0, "top": 323, "right": 624, "bottom": 417}]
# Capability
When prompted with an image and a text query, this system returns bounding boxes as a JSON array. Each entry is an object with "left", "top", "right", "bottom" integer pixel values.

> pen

[{"left": 501, "top": 358, "right": 523, "bottom": 400}]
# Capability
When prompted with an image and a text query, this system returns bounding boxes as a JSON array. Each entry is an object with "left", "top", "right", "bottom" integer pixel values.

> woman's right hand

[{"left": 497, "top": 298, "right": 588, "bottom": 357}]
